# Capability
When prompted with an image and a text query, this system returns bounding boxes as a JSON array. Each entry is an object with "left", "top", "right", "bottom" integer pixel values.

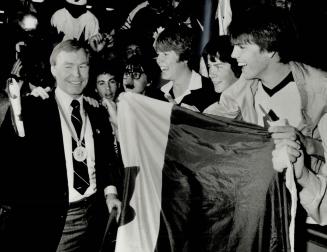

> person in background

[
  {"left": 89, "top": 27, "right": 116, "bottom": 55},
  {"left": 200, "top": 35, "right": 240, "bottom": 107},
  {"left": 89, "top": 60, "right": 123, "bottom": 153},
  {"left": 204, "top": 5, "right": 327, "bottom": 226},
  {"left": 154, "top": 23, "right": 217, "bottom": 112},
  {"left": 4, "top": 8, "right": 54, "bottom": 92},
  {"left": 50, "top": 0, "right": 99, "bottom": 43},
  {"left": 122, "top": 55, "right": 161, "bottom": 98},
  {"left": 93, "top": 61, "right": 122, "bottom": 103},
  {"left": 128, "top": 0, "right": 174, "bottom": 48},
  {"left": 0, "top": 39, "right": 122, "bottom": 252},
  {"left": 114, "top": 31, "right": 154, "bottom": 69},
  {"left": 119, "top": 0, "right": 149, "bottom": 31}
]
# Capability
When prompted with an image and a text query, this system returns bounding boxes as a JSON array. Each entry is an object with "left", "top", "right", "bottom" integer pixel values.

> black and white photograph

[{"left": 1, "top": 0, "right": 327, "bottom": 251}]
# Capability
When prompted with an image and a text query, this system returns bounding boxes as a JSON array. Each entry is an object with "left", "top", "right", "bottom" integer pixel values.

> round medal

[{"left": 73, "top": 146, "right": 87, "bottom": 162}]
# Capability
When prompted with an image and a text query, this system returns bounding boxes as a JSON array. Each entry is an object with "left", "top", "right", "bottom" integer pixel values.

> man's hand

[
  {"left": 30, "top": 86, "right": 51, "bottom": 99},
  {"left": 6, "top": 78, "right": 23, "bottom": 99},
  {"left": 6, "top": 59, "right": 24, "bottom": 98},
  {"left": 269, "top": 124, "right": 305, "bottom": 144},
  {"left": 102, "top": 99, "right": 117, "bottom": 125},
  {"left": 269, "top": 120, "right": 304, "bottom": 176},
  {"left": 11, "top": 59, "right": 23, "bottom": 79},
  {"left": 102, "top": 99, "right": 119, "bottom": 140},
  {"left": 105, "top": 193, "right": 122, "bottom": 222},
  {"left": 272, "top": 143, "right": 310, "bottom": 186},
  {"left": 164, "top": 93, "right": 176, "bottom": 104},
  {"left": 269, "top": 119, "right": 310, "bottom": 186},
  {"left": 89, "top": 33, "right": 105, "bottom": 52}
]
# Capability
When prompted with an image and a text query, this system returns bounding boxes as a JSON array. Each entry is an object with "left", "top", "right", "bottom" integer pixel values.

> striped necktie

[{"left": 71, "top": 99, "right": 89, "bottom": 195}]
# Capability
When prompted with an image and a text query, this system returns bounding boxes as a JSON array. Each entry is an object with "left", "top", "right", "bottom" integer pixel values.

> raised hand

[{"left": 30, "top": 86, "right": 51, "bottom": 99}]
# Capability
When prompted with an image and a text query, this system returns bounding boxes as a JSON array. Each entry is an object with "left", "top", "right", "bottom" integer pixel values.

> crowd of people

[{"left": 1, "top": 0, "right": 327, "bottom": 251}]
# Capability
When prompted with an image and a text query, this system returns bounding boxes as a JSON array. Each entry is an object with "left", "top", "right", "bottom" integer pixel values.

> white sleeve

[{"left": 300, "top": 113, "right": 327, "bottom": 225}]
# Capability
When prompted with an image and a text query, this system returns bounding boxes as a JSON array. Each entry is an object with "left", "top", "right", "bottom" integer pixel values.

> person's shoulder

[
  {"left": 291, "top": 61, "right": 327, "bottom": 88},
  {"left": 20, "top": 93, "right": 57, "bottom": 123},
  {"left": 220, "top": 75, "right": 256, "bottom": 100},
  {"left": 291, "top": 61, "right": 327, "bottom": 76},
  {"left": 51, "top": 8, "right": 66, "bottom": 18},
  {"left": 22, "top": 93, "right": 54, "bottom": 107},
  {"left": 85, "top": 10, "right": 98, "bottom": 19},
  {"left": 85, "top": 102, "right": 109, "bottom": 122},
  {"left": 85, "top": 103, "right": 113, "bottom": 134}
]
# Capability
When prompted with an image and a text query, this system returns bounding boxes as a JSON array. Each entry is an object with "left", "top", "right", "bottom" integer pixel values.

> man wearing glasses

[{"left": 122, "top": 55, "right": 160, "bottom": 96}]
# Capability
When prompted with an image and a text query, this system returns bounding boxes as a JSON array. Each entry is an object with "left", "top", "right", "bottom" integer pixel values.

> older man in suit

[{"left": 0, "top": 39, "right": 122, "bottom": 252}]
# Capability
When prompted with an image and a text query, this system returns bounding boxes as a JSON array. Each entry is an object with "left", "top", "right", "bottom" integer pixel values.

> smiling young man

[
  {"left": 0, "top": 40, "right": 122, "bottom": 252},
  {"left": 204, "top": 5, "right": 327, "bottom": 225},
  {"left": 154, "top": 23, "right": 218, "bottom": 112}
]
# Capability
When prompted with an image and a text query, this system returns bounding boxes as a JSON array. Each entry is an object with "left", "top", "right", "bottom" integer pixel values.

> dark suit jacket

[{"left": 0, "top": 91, "right": 121, "bottom": 251}]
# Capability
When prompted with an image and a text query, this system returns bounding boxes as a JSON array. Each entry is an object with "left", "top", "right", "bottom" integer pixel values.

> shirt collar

[
  {"left": 189, "top": 70, "right": 202, "bottom": 91},
  {"left": 55, "top": 87, "right": 84, "bottom": 114},
  {"left": 160, "top": 80, "right": 173, "bottom": 94},
  {"left": 160, "top": 71, "right": 203, "bottom": 101}
]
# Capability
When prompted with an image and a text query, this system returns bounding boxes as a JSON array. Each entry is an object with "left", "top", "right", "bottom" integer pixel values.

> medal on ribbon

[{"left": 73, "top": 145, "right": 87, "bottom": 162}]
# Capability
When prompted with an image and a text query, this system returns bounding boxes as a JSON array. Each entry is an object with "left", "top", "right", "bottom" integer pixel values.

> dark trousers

[{"left": 56, "top": 194, "right": 108, "bottom": 252}]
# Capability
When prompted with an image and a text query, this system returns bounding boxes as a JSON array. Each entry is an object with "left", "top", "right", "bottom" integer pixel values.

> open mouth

[
  {"left": 238, "top": 62, "right": 246, "bottom": 68},
  {"left": 125, "top": 84, "right": 134, "bottom": 89},
  {"left": 105, "top": 94, "right": 113, "bottom": 99},
  {"left": 159, "top": 66, "right": 168, "bottom": 72}
]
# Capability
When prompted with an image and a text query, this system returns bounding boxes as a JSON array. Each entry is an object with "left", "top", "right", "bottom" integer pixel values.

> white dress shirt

[
  {"left": 55, "top": 88, "right": 118, "bottom": 202},
  {"left": 160, "top": 70, "right": 202, "bottom": 112},
  {"left": 55, "top": 87, "right": 97, "bottom": 202}
]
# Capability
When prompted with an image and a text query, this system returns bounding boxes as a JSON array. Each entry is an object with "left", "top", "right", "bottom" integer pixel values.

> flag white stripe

[{"left": 116, "top": 93, "right": 173, "bottom": 252}]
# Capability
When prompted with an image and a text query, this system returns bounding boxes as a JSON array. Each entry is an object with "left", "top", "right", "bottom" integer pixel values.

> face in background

[
  {"left": 51, "top": 49, "right": 89, "bottom": 98},
  {"left": 208, "top": 54, "right": 237, "bottom": 93},
  {"left": 231, "top": 41, "right": 273, "bottom": 80},
  {"left": 122, "top": 64, "right": 149, "bottom": 94},
  {"left": 125, "top": 44, "right": 142, "bottom": 59},
  {"left": 96, "top": 73, "right": 118, "bottom": 101},
  {"left": 156, "top": 50, "right": 187, "bottom": 81}
]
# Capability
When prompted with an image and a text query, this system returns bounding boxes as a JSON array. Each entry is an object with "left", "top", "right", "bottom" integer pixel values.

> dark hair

[
  {"left": 93, "top": 60, "right": 122, "bottom": 83},
  {"left": 78, "top": 57, "right": 120, "bottom": 101},
  {"left": 202, "top": 35, "right": 241, "bottom": 77},
  {"left": 229, "top": 5, "right": 298, "bottom": 63},
  {"left": 50, "top": 39, "right": 89, "bottom": 66},
  {"left": 154, "top": 23, "right": 193, "bottom": 62},
  {"left": 87, "top": 58, "right": 123, "bottom": 97}
]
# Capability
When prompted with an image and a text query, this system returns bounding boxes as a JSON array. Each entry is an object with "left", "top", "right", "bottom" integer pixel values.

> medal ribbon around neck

[{"left": 56, "top": 96, "right": 88, "bottom": 149}]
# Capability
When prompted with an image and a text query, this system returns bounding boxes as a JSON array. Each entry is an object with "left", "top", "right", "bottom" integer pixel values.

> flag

[{"left": 115, "top": 93, "right": 291, "bottom": 252}]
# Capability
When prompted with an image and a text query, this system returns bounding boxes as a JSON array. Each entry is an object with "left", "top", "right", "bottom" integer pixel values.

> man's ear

[{"left": 50, "top": 65, "right": 56, "bottom": 77}]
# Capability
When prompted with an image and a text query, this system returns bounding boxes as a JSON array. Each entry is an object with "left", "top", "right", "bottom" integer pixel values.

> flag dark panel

[{"left": 155, "top": 106, "right": 290, "bottom": 252}]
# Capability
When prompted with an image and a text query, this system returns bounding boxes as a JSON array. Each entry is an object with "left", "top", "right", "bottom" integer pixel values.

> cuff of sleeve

[{"left": 104, "top": 185, "right": 117, "bottom": 196}]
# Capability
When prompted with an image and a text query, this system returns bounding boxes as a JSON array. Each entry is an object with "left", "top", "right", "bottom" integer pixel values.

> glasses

[
  {"left": 123, "top": 71, "right": 143, "bottom": 80},
  {"left": 124, "top": 65, "right": 145, "bottom": 80}
]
